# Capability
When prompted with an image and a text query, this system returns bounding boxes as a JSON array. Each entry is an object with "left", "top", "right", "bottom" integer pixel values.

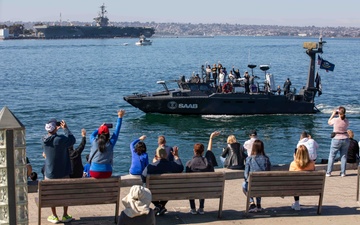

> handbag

[{"left": 330, "top": 132, "right": 336, "bottom": 138}]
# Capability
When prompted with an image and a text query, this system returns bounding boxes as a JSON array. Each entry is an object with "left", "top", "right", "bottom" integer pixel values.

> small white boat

[{"left": 135, "top": 35, "right": 152, "bottom": 46}]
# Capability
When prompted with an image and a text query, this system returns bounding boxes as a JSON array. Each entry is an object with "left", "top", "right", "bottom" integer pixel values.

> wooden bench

[
  {"left": 245, "top": 170, "right": 326, "bottom": 215},
  {"left": 35, "top": 177, "right": 121, "bottom": 225},
  {"left": 146, "top": 172, "right": 225, "bottom": 218}
]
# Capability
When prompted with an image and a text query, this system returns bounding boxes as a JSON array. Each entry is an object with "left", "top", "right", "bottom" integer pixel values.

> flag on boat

[
  {"left": 315, "top": 72, "right": 322, "bottom": 96},
  {"left": 319, "top": 59, "right": 335, "bottom": 72},
  {"left": 317, "top": 55, "right": 322, "bottom": 65}
]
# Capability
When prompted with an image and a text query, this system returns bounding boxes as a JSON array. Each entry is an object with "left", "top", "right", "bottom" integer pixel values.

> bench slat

[
  {"left": 152, "top": 192, "right": 224, "bottom": 201},
  {"left": 41, "top": 187, "right": 118, "bottom": 195},
  {"left": 147, "top": 177, "right": 224, "bottom": 185},
  {"left": 250, "top": 184, "right": 324, "bottom": 191},
  {"left": 251, "top": 180, "right": 324, "bottom": 186},
  {"left": 41, "top": 192, "right": 119, "bottom": 201}
]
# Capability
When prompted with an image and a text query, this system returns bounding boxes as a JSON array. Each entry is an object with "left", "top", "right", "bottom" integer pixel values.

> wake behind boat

[{"left": 124, "top": 38, "right": 326, "bottom": 115}]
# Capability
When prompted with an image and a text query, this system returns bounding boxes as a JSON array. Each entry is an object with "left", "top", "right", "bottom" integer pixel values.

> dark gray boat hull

[{"left": 124, "top": 93, "right": 317, "bottom": 115}]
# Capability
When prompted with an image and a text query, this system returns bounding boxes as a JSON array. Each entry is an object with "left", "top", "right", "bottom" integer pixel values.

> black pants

[{"left": 152, "top": 201, "right": 168, "bottom": 209}]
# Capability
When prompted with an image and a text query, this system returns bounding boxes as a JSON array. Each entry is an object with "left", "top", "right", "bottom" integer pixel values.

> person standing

[
  {"left": 244, "top": 71, "right": 250, "bottom": 94},
  {"left": 69, "top": 128, "right": 87, "bottom": 178},
  {"left": 186, "top": 131, "right": 220, "bottom": 215},
  {"left": 89, "top": 109, "right": 125, "bottom": 178},
  {"left": 42, "top": 119, "right": 76, "bottom": 223},
  {"left": 346, "top": 130, "right": 359, "bottom": 163},
  {"left": 283, "top": 78, "right": 292, "bottom": 95},
  {"left": 211, "top": 64, "right": 218, "bottom": 87},
  {"left": 242, "top": 140, "right": 271, "bottom": 213},
  {"left": 289, "top": 145, "right": 315, "bottom": 210},
  {"left": 326, "top": 106, "right": 349, "bottom": 177}
]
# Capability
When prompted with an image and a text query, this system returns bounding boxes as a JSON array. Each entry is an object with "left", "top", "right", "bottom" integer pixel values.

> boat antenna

[{"left": 60, "top": 13, "right": 62, "bottom": 26}]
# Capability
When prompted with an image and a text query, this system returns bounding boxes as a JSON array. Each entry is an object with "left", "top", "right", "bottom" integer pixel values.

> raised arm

[{"left": 206, "top": 131, "right": 220, "bottom": 151}]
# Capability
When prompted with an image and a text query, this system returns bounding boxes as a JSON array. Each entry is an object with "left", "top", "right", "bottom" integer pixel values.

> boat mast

[{"left": 304, "top": 36, "right": 325, "bottom": 90}]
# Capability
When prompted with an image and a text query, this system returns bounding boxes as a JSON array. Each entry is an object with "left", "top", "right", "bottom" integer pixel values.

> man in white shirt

[{"left": 243, "top": 130, "right": 258, "bottom": 156}]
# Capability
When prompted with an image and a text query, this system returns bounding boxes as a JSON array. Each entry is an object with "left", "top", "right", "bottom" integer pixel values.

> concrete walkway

[{"left": 28, "top": 167, "right": 360, "bottom": 225}]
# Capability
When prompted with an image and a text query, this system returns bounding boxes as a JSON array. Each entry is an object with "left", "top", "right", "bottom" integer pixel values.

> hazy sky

[{"left": 1, "top": 0, "right": 359, "bottom": 27}]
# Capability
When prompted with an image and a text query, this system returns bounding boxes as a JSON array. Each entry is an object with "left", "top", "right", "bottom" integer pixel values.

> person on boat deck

[
  {"left": 283, "top": 78, "right": 292, "bottom": 95},
  {"left": 129, "top": 135, "right": 149, "bottom": 175},
  {"left": 232, "top": 66, "right": 241, "bottom": 79},
  {"left": 346, "top": 130, "right": 359, "bottom": 163},
  {"left": 243, "top": 130, "right": 258, "bottom": 156},
  {"left": 205, "top": 65, "right": 212, "bottom": 83},
  {"left": 186, "top": 131, "right": 220, "bottom": 215},
  {"left": 228, "top": 71, "right": 236, "bottom": 83},
  {"left": 141, "top": 147, "right": 184, "bottom": 216},
  {"left": 277, "top": 85, "right": 281, "bottom": 95},
  {"left": 211, "top": 64, "right": 218, "bottom": 86},
  {"left": 89, "top": 109, "right": 125, "bottom": 178},
  {"left": 244, "top": 71, "right": 250, "bottom": 94},
  {"left": 218, "top": 69, "right": 226, "bottom": 88},
  {"left": 289, "top": 145, "right": 315, "bottom": 211}
]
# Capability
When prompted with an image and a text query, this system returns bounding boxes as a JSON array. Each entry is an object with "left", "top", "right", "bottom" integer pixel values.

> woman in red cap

[{"left": 89, "top": 109, "right": 125, "bottom": 178}]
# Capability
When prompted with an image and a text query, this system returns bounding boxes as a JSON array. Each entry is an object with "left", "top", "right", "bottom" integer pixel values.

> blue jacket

[
  {"left": 141, "top": 158, "right": 184, "bottom": 183},
  {"left": 244, "top": 155, "right": 271, "bottom": 182},
  {"left": 89, "top": 117, "right": 122, "bottom": 172},
  {"left": 129, "top": 138, "right": 149, "bottom": 175},
  {"left": 42, "top": 128, "right": 76, "bottom": 179}
]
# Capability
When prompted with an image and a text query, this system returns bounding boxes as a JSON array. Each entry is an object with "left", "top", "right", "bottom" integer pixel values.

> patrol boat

[{"left": 123, "top": 38, "right": 325, "bottom": 115}]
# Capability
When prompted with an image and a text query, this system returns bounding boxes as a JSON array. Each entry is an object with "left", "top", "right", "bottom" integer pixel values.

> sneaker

[
  {"left": 62, "top": 215, "right": 73, "bottom": 223},
  {"left": 47, "top": 215, "right": 60, "bottom": 224},
  {"left": 158, "top": 207, "right": 167, "bottom": 216},
  {"left": 154, "top": 207, "right": 160, "bottom": 215},
  {"left": 197, "top": 208, "right": 204, "bottom": 215},
  {"left": 326, "top": 173, "right": 331, "bottom": 177},
  {"left": 190, "top": 208, "right": 197, "bottom": 215},
  {"left": 291, "top": 202, "right": 301, "bottom": 211},
  {"left": 340, "top": 173, "right": 346, "bottom": 177},
  {"left": 248, "top": 204, "right": 257, "bottom": 213},
  {"left": 256, "top": 206, "right": 263, "bottom": 212}
]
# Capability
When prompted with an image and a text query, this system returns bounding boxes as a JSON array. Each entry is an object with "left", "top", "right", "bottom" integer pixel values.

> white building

[{"left": 0, "top": 28, "right": 10, "bottom": 39}]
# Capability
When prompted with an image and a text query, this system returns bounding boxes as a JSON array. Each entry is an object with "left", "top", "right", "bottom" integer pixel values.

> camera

[
  {"left": 56, "top": 121, "right": 61, "bottom": 126},
  {"left": 104, "top": 123, "right": 113, "bottom": 128},
  {"left": 335, "top": 110, "right": 339, "bottom": 115}
]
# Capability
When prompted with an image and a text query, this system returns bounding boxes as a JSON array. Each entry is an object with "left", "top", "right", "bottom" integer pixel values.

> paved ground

[{"left": 28, "top": 168, "right": 360, "bottom": 225}]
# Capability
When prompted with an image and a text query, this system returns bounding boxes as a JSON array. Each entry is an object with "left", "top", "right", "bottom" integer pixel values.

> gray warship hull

[{"left": 35, "top": 25, "right": 155, "bottom": 39}]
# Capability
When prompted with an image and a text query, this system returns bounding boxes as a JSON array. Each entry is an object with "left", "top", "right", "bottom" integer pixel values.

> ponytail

[{"left": 98, "top": 133, "right": 110, "bottom": 153}]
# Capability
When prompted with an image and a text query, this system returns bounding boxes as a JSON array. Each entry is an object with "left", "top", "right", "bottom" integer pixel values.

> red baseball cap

[{"left": 98, "top": 125, "right": 109, "bottom": 135}]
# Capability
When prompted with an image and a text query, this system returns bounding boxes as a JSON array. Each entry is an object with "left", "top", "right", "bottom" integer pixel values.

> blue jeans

[
  {"left": 242, "top": 181, "right": 261, "bottom": 205},
  {"left": 326, "top": 138, "right": 349, "bottom": 175}
]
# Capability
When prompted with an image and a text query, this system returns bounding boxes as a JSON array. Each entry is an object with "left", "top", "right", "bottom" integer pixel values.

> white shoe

[
  {"left": 291, "top": 202, "right": 301, "bottom": 211},
  {"left": 326, "top": 173, "right": 331, "bottom": 177}
]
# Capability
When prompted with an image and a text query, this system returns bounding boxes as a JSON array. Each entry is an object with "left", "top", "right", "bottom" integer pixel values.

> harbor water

[{"left": 1, "top": 36, "right": 360, "bottom": 176}]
